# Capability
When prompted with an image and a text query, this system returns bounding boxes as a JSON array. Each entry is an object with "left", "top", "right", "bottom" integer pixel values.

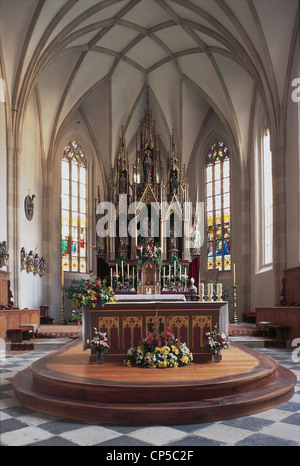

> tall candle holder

[
  {"left": 207, "top": 283, "right": 213, "bottom": 302},
  {"left": 198, "top": 283, "right": 205, "bottom": 302},
  {"left": 59, "top": 287, "right": 66, "bottom": 325},
  {"left": 231, "top": 283, "right": 238, "bottom": 323},
  {"left": 216, "top": 283, "right": 222, "bottom": 302}
]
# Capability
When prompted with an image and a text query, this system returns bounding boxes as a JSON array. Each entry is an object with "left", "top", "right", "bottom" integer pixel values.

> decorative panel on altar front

[{"left": 84, "top": 302, "right": 228, "bottom": 363}]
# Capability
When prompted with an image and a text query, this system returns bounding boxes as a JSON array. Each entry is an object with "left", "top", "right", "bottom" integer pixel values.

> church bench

[
  {"left": 20, "top": 323, "right": 39, "bottom": 338},
  {"left": 6, "top": 326, "right": 34, "bottom": 343},
  {"left": 242, "top": 312, "right": 256, "bottom": 323},
  {"left": 258, "top": 321, "right": 290, "bottom": 340},
  {"left": 264, "top": 324, "right": 291, "bottom": 340},
  {"left": 255, "top": 306, "right": 300, "bottom": 340}
]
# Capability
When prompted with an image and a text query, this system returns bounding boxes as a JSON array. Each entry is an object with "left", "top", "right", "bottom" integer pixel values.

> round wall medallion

[{"left": 24, "top": 194, "right": 36, "bottom": 221}]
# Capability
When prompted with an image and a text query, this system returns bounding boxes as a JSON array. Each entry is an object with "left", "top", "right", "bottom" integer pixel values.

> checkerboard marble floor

[{"left": 1, "top": 346, "right": 300, "bottom": 446}]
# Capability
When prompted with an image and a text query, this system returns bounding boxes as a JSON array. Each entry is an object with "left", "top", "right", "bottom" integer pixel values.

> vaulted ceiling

[{"left": 0, "top": 0, "right": 298, "bottom": 175}]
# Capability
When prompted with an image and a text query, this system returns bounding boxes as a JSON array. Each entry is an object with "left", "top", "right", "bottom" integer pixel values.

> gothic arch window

[
  {"left": 206, "top": 141, "right": 231, "bottom": 271},
  {"left": 255, "top": 125, "right": 273, "bottom": 269},
  {"left": 61, "top": 140, "right": 87, "bottom": 273}
]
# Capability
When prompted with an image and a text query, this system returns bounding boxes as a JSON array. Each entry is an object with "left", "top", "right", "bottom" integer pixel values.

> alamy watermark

[
  {"left": 0, "top": 78, "right": 5, "bottom": 103},
  {"left": 291, "top": 77, "right": 300, "bottom": 103},
  {"left": 292, "top": 338, "right": 300, "bottom": 363},
  {"left": 95, "top": 195, "right": 204, "bottom": 251}
]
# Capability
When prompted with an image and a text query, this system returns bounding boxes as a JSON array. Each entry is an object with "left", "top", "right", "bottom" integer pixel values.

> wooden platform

[{"left": 13, "top": 339, "right": 296, "bottom": 425}]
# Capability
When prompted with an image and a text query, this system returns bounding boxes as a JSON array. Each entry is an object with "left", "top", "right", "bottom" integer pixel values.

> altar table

[{"left": 83, "top": 300, "right": 228, "bottom": 363}]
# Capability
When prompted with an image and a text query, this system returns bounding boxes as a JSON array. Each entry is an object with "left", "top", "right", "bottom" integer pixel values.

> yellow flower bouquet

[{"left": 124, "top": 318, "right": 193, "bottom": 368}]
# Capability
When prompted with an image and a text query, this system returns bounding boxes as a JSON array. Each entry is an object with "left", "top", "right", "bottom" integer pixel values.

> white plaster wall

[
  {"left": 250, "top": 98, "right": 275, "bottom": 311},
  {"left": 286, "top": 44, "right": 300, "bottom": 268},
  {"left": 18, "top": 93, "right": 44, "bottom": 309}
]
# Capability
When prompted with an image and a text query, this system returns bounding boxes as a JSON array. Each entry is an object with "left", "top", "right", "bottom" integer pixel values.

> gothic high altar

[
  {"left": 94, "top": 93, "right": 201, "bottom": 295},
  {"left": 13, "top": 97, "right": 296, "bottom": 426}
]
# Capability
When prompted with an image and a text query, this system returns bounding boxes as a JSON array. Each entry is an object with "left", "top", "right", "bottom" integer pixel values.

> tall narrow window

[
  {"left": 206, "top": 141, "right": 231, "bottom": 271},
  {"left": 255, "top": 125, "right": 273, "bottom": 270},
  {"left": 61, "top": 140, "right": 87, "bottom": 273}
]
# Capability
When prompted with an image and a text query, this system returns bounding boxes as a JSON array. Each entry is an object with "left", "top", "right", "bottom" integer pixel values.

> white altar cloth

[{"left": 115, "top": 294, "right": 186, "bottom": 302}]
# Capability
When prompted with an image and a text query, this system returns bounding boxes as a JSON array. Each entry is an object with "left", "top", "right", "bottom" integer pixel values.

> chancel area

[{"left": 0, "top": 0, "right": 299, "bottom": 426}]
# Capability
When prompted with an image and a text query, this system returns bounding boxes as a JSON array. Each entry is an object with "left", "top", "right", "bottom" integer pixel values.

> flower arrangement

[
  {"left": 64, "top": 271, "right": 118, "bottom": 308},
  {"left": 206, "top": 325, "right": 229, "bottom": 354},
  {"left": 124, "top": 318, "right": 193, "bottom": 369},
  {"left": 86, "top": 327, "right": 110, "bottom": 354},
  {"left": 71, "top": 309, "right": 82, "bottom": 322},
  {"left": 136, "top": 241, "right": 162, "bottom": 269}
]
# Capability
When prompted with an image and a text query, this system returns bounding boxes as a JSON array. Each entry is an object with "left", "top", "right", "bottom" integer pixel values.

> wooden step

[{"left": 13, "top": 340, "right": 296, "bottom": 425}]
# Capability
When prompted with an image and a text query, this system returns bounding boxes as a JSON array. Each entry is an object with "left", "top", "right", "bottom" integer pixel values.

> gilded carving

[
  {"left": 192, "top": 316, "right": 212, "bottom": 348},
  {"left": 98, "top": 317, "right": 119, "bottom": 346},
  {"left": 122, "top": 316, "right": 142, "bottom": 348}
]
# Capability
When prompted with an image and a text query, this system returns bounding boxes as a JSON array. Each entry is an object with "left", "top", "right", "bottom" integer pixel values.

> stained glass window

[
  {"left": 61, "top": 140, "right": 87, "bottom": 274},
  {"left": 206, "top": 141, "right": 231, "bottom": 271}
]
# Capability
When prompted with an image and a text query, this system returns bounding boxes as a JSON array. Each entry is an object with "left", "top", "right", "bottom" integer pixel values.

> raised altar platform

[
  {"left": 13, "top": 339, "right": 296, "bottom": 425},
  {"left": 82, "top": 300, "right": 229, "bottom": 363}
]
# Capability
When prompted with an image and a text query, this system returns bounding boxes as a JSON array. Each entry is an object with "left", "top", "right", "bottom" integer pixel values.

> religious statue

[
  {"left": 169, "top": 169, "right": 178, "bottom": 194},
  {"left": 119, "top": 170, "right": 126, "bottom": 193},
  {"left": 26, "top": 250, "right": 34, "bottom": 272},
  {"left": 188, "top": 277, "right": 198, "bottom": 301},
  {"left": 38, "top": 257, "right": 46, "bottom": 276},
  {"left": 20, "top": 247, "right": 26, "bottom": 270},
  {"left": 143, "top": 149, "right": 153, "bottom": 180},
  {"left": 0, "top": 241, "right": 9, "bottom": 266},
  {"left": 190, "top": 224, "right": 201, "bottom": 254},
  {"left": 33, "top": 253, "right": 40, "bottom": 275}
]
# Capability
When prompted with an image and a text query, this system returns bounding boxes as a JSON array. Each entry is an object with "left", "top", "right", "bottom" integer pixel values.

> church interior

[{"left": 0, "top": 0, "right": 300, "bottom": 447}]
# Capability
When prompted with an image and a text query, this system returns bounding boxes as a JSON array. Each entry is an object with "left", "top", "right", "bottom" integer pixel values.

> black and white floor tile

[{"left": 1, "top": 346, "right": 300, "bottom": 447}]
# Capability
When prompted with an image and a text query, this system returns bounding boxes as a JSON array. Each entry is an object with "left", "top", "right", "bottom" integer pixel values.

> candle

[
  {"left": 127, "top": 264, "right": 129, "bottom": 277},
  {"left": 116, "top": 263, "right": 118, "bottom": 278},
  {"left": 179, "top": 265, "right": 181, "bottom": 279},
  {"left": 208, "top": 283, "right": 213, "bottom": 300},
  {"left": 61, "top": 263, "right": 64, "bottom": 286},
  {"left": 121, "top": 261, "right": 124, "bottom": 278},
  {"left": 169, "top": 264, "right": 171, "bottom": 278},
  {"left": 200, "top": 283, "right": 204, "bottom": 300},
  {"left": 233, "top": 263, "right": 236, "bottom": 284},
  {"left": 217, "top": 283, "right": 222, "bottom": 301}
]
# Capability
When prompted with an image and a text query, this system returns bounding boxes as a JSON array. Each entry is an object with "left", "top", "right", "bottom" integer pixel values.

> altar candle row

[
  {"left": 163, "top": 265, "right": 187, "bottom": 280},
  {"left": 111, "top": 264, "right": 135, "bottom": 283},
  {"left": 198, "top": 282, "right": 223, "bottom": 302}
]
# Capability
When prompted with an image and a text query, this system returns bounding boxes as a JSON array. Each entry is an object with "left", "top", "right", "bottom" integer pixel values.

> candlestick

[
  {"left": 217, "top": 283, "right": 222, "bottom": 301},
  {"left": 199, "top": 283, "right": 204, "bottom": 302},
  {"left": 207, "top": 283, "right": 213, "bottom": 302},
  {"left": 231, "top": 284, "right": 238, "bottom": 323}
]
